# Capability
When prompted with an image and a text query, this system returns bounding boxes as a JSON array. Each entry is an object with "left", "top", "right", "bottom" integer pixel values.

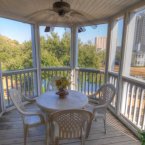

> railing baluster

[
  {"left": 133, "top": 87, "right": 139, "bottom": 124},
  {"left": 81, "top": 71, "right": 83, "bottom": 92},
  {"left": 137, "top": 89, "right": 144, "bottom": 127},
  {"left": 27, "top": 72, "right": 30, "bottom": 96},
  {"left": 95, "top": 73, "right": 98, "bottom": 91},
  {"left": 5, "top": 76, "right": 10, "bottom": 107},
  {"left": 91, "top": 73, "right": 94, "bottom": 94},
  {"left": 87, "top": 72, "right": 89, "bottom": 95},
  {"left": 84, "top": 71, "right": 87, "bottom": 94},
  {"left": 129, "top": 85, "right": 135, "bottom": 120},
  {"left": 10, "top": 75, "right": 13, "bottom": 88},
  {"left": 125, "top": 83, "right": 130, "bottom": 117}
]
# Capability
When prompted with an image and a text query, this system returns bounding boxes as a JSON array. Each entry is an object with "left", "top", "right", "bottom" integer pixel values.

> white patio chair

[
  {"left": 49, "top": 109, "right": 93, "bottom": 145},
  {"left": 9, "top": 88, "right": 45, "bottom": 145},
  {"left": 47, "top": 76, "right": 58, "bottom": 91},
  {"left": 84, "top": 84, "right": 116, "bottom": 134}
]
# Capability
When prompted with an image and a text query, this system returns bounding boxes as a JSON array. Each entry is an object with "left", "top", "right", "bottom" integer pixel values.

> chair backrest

[
  {"left": 9, "top": 88, "right": 25, "bottom": 115},
  {"left": 97, "top": 83, "right": 116, "bottom": 105},
  {"left": 49, "top": 109, "right": 93, "bottom": 139},
  {"left": 47, "top": 76, "right": 58, "bottom": 91}
]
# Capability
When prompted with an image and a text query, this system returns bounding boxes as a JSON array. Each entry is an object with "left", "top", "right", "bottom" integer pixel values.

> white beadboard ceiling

[{"left": 0, "top": 0, "right": 142, "bottom": 26}]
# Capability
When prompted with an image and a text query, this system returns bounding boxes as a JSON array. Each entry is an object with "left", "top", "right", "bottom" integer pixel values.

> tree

[{"left": 78, "top": 40, "right": 105, "bottom": 69}]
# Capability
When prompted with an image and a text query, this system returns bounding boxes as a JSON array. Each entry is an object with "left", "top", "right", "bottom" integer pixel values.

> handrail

[
  {"left": 3, "top": 68, "right": 37, "bottom": 75},
  {"left": 122, "top": 75, "right": 145, "bottom": 88},
  {"left": 108, "top": 71, "right": 119, "bottom": 77},
  {"left": 41, "top": 67, "right": 71, "bottom": 71},
  {"left": 76, "top": 67, "right": 104, "bottom": 73}
]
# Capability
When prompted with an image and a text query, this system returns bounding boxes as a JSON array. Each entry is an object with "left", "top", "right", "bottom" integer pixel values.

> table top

[{"left": 36, "top": 90, "right": 88, "bottom": 112}]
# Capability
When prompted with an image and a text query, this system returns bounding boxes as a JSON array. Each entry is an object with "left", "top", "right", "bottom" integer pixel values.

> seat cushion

[{"left": 24, "top": 115, "right": 42, "bottom": 126}]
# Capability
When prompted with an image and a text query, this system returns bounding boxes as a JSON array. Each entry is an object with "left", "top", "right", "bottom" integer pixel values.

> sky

[{"left": 0, "top": 17, "right": 122, "bottom": 45}]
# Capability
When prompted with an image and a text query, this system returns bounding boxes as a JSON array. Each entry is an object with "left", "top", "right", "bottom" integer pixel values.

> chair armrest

[
  {"left": 88, "top": 92, "right": 100, "bottom": 104},
  {"left": 23, "top": 95, "right": 36, "bottom": 103},
  {"left": 24, "top": 111, "right": 45, "bottom": 122},
  {"left": 93, "top": 104, "right": 107, "bottom": 113}
]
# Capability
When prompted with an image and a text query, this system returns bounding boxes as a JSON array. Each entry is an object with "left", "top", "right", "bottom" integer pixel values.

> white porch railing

[
  {"left": 75, "top": 68, "right": 105, "bottom": 95},
  {"left": 108, "top": 72, "right": 145, "bottom": 131},
  {"left": 2, "top": 68, "right": 37, "bottom": 108},
  {"left": 1, "top": 67, "right": 145, "bottom": 133}
]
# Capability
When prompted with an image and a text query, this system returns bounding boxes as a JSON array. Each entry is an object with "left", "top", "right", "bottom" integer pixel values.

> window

[
  {"left": 78, "top": 24, "right": 108, "bottom": 70},
  {"left": 0, "top": 18, "right": 33, "bottom": 71},
  {"left": 39, "top": 26, "right": 71, "bottom": 67}
]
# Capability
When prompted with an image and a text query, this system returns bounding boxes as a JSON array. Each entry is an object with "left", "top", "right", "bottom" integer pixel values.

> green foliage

[
  {"left": 138, "top": 130, "right": 145, "bottom": 145},
  {"left": 78, "top": 40, "right": 105, "bottom": 69},
  {"left": 0, "top": 36, "right": 32, "bottom": 70},
  {"left": 0, "top": 32, "right": 106, "bottom": 71}
]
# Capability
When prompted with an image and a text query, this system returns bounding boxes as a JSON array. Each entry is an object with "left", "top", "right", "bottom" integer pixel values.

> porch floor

[{"left": 0, "top": 104, "right": 140, "bottom": 145}]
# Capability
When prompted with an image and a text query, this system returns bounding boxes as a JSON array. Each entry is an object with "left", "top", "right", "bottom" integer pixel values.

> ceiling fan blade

[
  {"left": 25, "top": 9, "right": 55, "bottom": 20},
  {"left": 68, "top": 10, "right": 84, "bottom": 17},
  {"left": 68, "top": 9, "right": 95, "bottom": 21}
]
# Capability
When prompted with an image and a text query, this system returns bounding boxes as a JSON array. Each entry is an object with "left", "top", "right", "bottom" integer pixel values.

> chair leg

[
  {"left": 55, "top": 139, "right": 59, "bottom": 145},
  {"left": 104, "top": 119, "right": 107, "bottom": 134},
  {"left": 81, "top": 134, "right": 85, "bottom": 145},
  {"left": 46, "top": 123, "right": 49, "bottom": 145},
  {"left": 86, "top": 120, "right": 92, "bottom": 138},
  {"left": 24, "top": 125, "right": 28, "bottom": 145}
]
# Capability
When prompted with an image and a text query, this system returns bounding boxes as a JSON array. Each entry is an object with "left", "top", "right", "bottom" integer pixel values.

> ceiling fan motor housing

[{"left": 53, "top": 1, "right": 70, "bottom": 16}]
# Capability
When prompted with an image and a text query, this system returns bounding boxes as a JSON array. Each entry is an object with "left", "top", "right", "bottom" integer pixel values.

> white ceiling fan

[
  {"left": 26, "top": 0, "right": 97, "bottom": 32},
  {"left": 26, "top": 0, "right": 94, "bottom": 23}
]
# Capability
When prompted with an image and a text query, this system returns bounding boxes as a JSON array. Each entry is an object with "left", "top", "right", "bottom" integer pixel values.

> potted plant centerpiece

[{"left": 55, "top": 77, "right": 70, "bottom": 98}]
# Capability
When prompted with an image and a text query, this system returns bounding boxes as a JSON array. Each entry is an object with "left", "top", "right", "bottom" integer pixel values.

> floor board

[{"left": 0, "top": 104, "right": 140, "bottom": 145}]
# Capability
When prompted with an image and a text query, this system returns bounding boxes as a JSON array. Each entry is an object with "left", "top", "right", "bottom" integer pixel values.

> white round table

[{"left": 36, "top": 90, "right": 88, "bottom": 112}]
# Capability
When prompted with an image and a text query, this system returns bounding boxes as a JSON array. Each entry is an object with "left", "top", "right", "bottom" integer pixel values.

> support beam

[
  {"left": 116, "top": 13, "right": 129, "bottom": 114},
  {"left": 122, "top": 12, "right": 136, "bottom": 75},
  {"left": 70, "top": 26, "right": 78, "bottom": 90},
  {"left": 31, "top": 24, "right": 41, "bottom": 96},
  {"left": 105, "top": 21, "right": 112, "bottom": 83},
  {"left": 108, "top": 21, "right": 118, "bottom": 71},
  {"left": 0, "top": 63, "right": 4, "bottom": 116}
]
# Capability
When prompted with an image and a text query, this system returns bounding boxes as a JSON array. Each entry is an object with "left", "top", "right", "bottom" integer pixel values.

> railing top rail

[
  {"left": 122, "top": 76, "right": 145, "bottom": 88},
  {"left": 41, "top": 67, "right": 71, "bottom": 71},
  {"left": 108, "top": 71, "right": 119, "bottom": 77},
  {"left": 3, "top": 68, "right": 37, "bottom": 75},
  {"left": 76, "top": 67, "right": 105, "bottom": 73}
]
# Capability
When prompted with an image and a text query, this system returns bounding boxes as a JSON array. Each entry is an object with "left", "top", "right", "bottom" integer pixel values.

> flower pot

[{"left": 56, "top": 88, "right": 68, "bottom": 99}]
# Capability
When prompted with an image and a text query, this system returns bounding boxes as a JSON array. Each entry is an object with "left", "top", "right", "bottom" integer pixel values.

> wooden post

[
  {"left": 70, "top": 26, "right": 78, "bottom": 90},
  {"left": 31, "top": 24, "right": 41, "bottom": 96}
]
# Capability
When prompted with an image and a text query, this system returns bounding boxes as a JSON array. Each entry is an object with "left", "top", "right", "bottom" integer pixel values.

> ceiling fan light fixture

[
  {"left": 45, "top": 26, "right": 51, "bottom": 32},
  {"left": 78, "top": 27, "right": 86, "bottom": 33},
  {"left": 53, "top": 0, "right": 70, "bottom": 17}
]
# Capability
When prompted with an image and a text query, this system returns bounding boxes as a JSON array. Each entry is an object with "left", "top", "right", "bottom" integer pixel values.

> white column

[
  {"left": 0, "top": 62, "right": 4, "bottom": 115},
  {"left": 31, "top": 24, "right": 41, "bottom": 96},
  {"left": 116, "top": 13, "right": 129, "bottom": 114},
  {"left": 70, "top": 26, "right": 78, "bottom": 90},
  {"left": 108, "top": 21, "right": 118, "bottom": 71},
  {"left": 122, "top": 12, "right": 136, "bottom": 76},
  {"left": 105, "top": 22, "right": 112, "bottom": 82}
]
